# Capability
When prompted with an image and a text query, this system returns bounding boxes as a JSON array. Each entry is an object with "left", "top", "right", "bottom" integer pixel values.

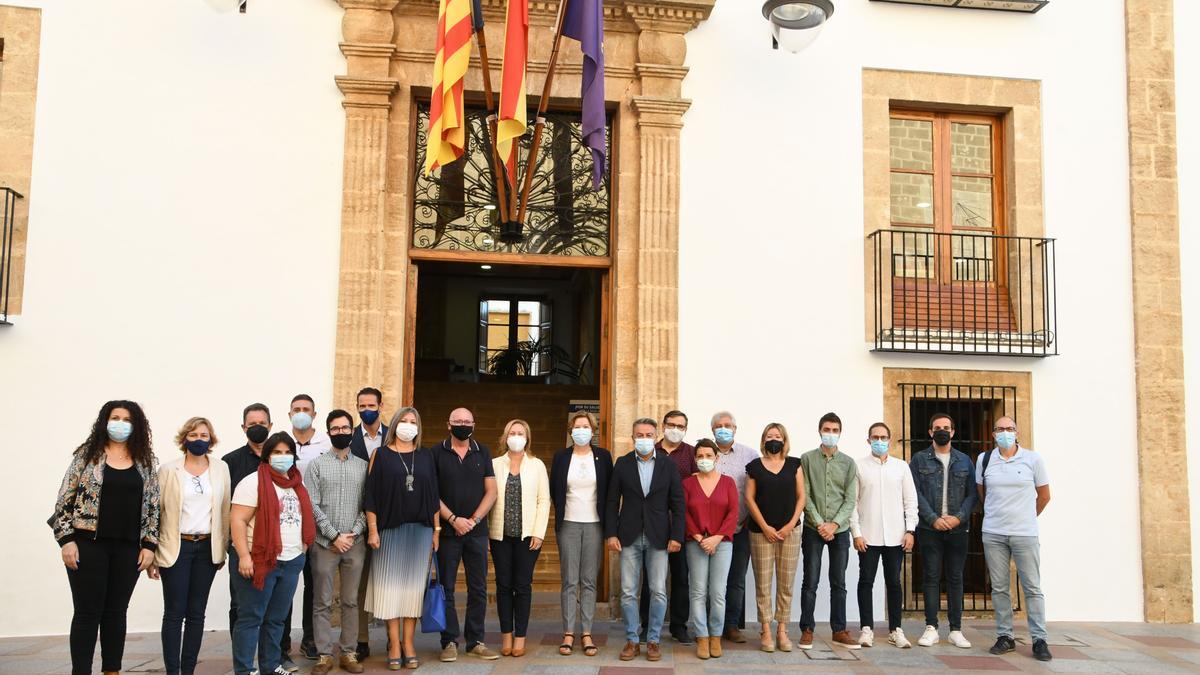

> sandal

[
  {"left": 559, "top": 633, "right": 575, "bottom": 656},
  {"left": 404, "top": 655, "right": 420, "bottom": 670},
  {"left": 387, "top": 656, "right": 403, "bottom": 671},
  {"left": 582, "top": 634, "right": 598, "bottom": 657}
]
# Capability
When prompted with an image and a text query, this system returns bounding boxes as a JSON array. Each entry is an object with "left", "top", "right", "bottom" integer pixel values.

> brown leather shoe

[
  {"left": 619, "top": 641, "right": 640, "bottom": 661},
  {"left": 646, "top": 642, "right": 662, "bottom": 661},
  {"left": 832, "top": 630, "right": 862, "bottom": 650},
  {"left": 709, "top": 636, "right": 723, "bottom": 658},
  {"left": 312, "top": 654, "right": 335, "bottom": 675},
  {"left": 696, "top": 637, "right": 710, "bottom": 660},
  {"left": 723, "top": 627, "right": 747, "bottom": 644},
  {"left": 799, "top": 629, "right": 814, "bottom": 650},
  {"left": 340, "top": 651, "right": 366, "bottom": 674}
]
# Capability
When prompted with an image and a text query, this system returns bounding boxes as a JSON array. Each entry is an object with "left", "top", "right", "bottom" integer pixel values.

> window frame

[{"left": 477, "top": 293, "right": 554, "bottom": 375}]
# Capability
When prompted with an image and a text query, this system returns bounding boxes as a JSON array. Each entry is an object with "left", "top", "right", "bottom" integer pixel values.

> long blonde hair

[
  {"left": 382, "top": 407, "right": 423, "bottom": 449},
  {"left": 760, "top": 422, "right": 791, "bottom": 456},
  {"left": 499, "top": 419, "right": 533, "bottom": 456}
]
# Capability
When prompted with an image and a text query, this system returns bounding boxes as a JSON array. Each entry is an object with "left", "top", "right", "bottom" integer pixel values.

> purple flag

[{"left": 562, "top": 0, "right": 606, "bottom": 191}]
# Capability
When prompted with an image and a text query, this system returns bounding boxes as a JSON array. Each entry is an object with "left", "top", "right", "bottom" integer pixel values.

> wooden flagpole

[
  {"left": 514, "top": 0, "right": 570, "bottom": 227},
  {"left": 473, "top": 21, "right": 513, "bottom": 220}
]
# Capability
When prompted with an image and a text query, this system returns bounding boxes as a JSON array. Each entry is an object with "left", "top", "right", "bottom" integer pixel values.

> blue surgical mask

[
  {"left": 995, "top": 431, "right": 1016, "bottom": 450},
  {"left": 185, "top": 439, "right": 211, "bottom": 456},
  {"left": 269, "top": 454, "right": 295, "bottom": 473},
  {"left": 821, "top": 433, "right": 840, "bottom": 449},
  {"left": 106, "top": 420, "right": 133, "bottom": 443},
  {"left": 634, "top": 438, "right": 655, "bottom": 457},
  {"left": 291, "top": 412, "right": 313, "bottom": 431},
  {"left": 870, "top": 440, "right": 889, "bottom": 457},
  {"left": 571, "top": 428, "right": 593, "bottom": 447},
  {"left": 714, "top": 428, "right": 734, "bottom": 445},
  {"left": 697, "top": 458, "right": 716, "bottom": 473}
]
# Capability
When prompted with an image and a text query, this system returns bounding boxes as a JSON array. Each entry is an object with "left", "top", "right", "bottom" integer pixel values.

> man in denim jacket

[{"left": 908, "top": 413, "right": 977, "bottom": 649}]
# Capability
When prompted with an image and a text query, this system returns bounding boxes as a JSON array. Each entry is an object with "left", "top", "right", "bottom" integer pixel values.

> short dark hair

[
  {"left": 663, "top": 410, "right": 688, "bottom": 425},
  {"left": 694, "top": 438, "right": 719, "bottom": 454},
  {"left": 243, "top": 403, "right": 271, "bottom": 424},
  {"left": 326, "top": 409, "right": 353, "bottom": 430},
  {"left": 929, "top": 412, "right": 954, "bottom": 430},
  {"left": 290, "top": 394, "right": 315, "bottom": 408},
  {"left": 263, "top": 432, "right": 297, "bottom": 457},
  {"left": 356, "top": 387, "right": 383, "bottom": 405},
  {"left": 818, "top": 412, "right": 842, "bottom": 430},
  {"left": 632, "top": 417, "right": 658, "bottom": 432},
  {"left": 868, "top": 422, "right": 891, "bottom": 438}
]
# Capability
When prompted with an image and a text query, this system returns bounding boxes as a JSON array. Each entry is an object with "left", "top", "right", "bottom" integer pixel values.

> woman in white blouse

[{"left": 150, "top": 417, "right": 231, "bottom": 675}]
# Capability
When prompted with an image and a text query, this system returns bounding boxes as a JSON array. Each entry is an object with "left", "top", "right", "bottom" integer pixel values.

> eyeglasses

[
  {"left": 664, "top": 423, "right": 687, "bottom": 431},
  {"left": 191, "top": 476, "right": 205, "bottom": 495},
  {"left": 868, "top": 436, "right": 890, "bottom": 442},
  {"left": 329, "top": 425, "right": 353, "bottom": 434},
  {"left": 994, "top": 426, "right": 1017, "bottom": 433}
]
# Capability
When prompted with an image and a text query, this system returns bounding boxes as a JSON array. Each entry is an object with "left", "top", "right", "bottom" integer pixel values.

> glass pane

[
  {"left": 486, "top": 325, "right": 510, "bottom": 351},
  {"left": 891, "top": 227, "right": 934, "bottom": 279},
  {"left": 951, "top": 233, "right": 994, "bottom": 282},
  {"left": 951, "top": 122, "right": 992, "bottom": 174},
  {"left": 516, "top": 301, "right": 540, "bottom": 327},
  {"left": 890, "top": 172, "right": 934, "bottom": 225},
  {"left": 952, "top": 176, "right": 993, "bottom": 229},
  {"left": 889, "top": 118, "right": 934, "bottom": 171}
]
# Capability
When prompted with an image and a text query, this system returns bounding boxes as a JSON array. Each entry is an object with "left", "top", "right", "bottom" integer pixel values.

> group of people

[{"left": 49, "top": 392, "right": 1053, "bottom": 675}]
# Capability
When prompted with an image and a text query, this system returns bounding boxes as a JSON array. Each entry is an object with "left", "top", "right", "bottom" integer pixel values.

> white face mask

[
  {"left": 507, "top": 435, "right": 527, "bottom": 453},
  {"left": 395, "top": 422, "right": 419, "bottom": 442},
  {"left": 664, "top": 428, "right": 686, "bottom": 444}
]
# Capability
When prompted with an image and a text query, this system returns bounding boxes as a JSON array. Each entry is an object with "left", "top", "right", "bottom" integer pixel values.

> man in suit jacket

[
  {"left": 606, "top": 417, "right": 686, "bottom": 662},
  {"left": 349, "top": 387, "right": 388, "bottom": 464}
]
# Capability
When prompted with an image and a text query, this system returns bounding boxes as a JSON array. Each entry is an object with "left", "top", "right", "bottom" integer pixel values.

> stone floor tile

[{"left": 934, "top": 654, "right": 1020, "bottom": 671}]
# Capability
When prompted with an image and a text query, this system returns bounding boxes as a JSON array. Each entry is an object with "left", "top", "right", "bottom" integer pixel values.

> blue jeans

[
  {"left": 160, "top": 539, "right": 219, "bottom": 675},
  {"left": 982, "top": 533, "right": 1047, "bottom": 642},
  {"left": 685, "top": 541, "right": 732, "bottom": 638},
  {"left": 620, "top": 535, "right": 668, "bottom": 644},
  {"left": 230, "top": 550, "right": 305, "bottom": 675},
  {"left": 724, "top": 527, "right": 750, "bottom": 630},
  {"left": 799, "top": 528, "right": 850, "bottom": 633}
]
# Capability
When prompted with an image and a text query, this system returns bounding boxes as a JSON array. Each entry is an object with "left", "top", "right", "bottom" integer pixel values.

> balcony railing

[
  {"left": 868, "top": 229, "right": 1057, "bottom": 356},
  {"left": 1, "top": 187, "right": 24, "bottom": 325}
]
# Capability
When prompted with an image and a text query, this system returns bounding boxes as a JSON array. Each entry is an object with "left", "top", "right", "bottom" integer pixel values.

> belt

[{"left": 180, "top": 533, "right": 211, "bottom": 542}]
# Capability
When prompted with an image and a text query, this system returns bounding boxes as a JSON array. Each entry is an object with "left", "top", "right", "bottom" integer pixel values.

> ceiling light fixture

[{"left": 762, "top": 0, "right": 835, "bottom": 52}]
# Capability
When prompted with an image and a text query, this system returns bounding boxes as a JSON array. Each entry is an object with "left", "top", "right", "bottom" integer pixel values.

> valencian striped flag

[
  {"left": 563, "top": 0, "right": 606, "bottom": 190},
  {"left": 423, "top": 0, "right": 475, "bottom": 175},
  {"left": 496, "top": 0, "right": 529, "bottom": 182}
]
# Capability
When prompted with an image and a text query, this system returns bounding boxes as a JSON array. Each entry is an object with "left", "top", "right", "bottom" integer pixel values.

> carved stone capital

[
  {"left": 631, "top": 96, "right": 691, "bottom": 129},
  {"left": 623, "top": 0, "right": 715, "bottom": 34},
  {"left": 336, "top": 76, "right": 401, "bottom": 109}
]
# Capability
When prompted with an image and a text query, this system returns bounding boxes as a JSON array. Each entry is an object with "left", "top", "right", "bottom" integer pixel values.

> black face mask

[
  {"left": 246, "top": 424, "right": 269, "bottom": 445},
  {"left": 764, "top": 440, "right": 785, "bottom": 454},
  {"left": 450, "top": 425, "right": 474, "bottom": 441},
  {"left": 932, "top": 429, "right": 952, "bottom": 447},
  {"left": 330, "top": 433, "right": 353, "bottom": 450}
]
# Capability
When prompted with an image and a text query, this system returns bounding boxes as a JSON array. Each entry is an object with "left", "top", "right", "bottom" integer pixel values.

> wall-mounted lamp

[
  {"left": 762, "top": 1, "right": 835, "bottom": 52},
  {"left": 870, "top": 0, "right": 1047, "bottom": 13}
]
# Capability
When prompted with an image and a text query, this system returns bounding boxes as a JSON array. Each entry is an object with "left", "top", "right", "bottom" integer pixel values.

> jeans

[
  {"left": 438, "top": 534, "right": 488, "bottom": 649},
  {"left": 311, "top": 539, "right": 366, "bottom": 655},
  {"left": 281, "top": 554, "right": 314, "bottom": 651},
  {"left": 640, "top": 545, "right": 690, "bottom": 636},
  {"left": 66, "top": 537, "right": 141, "bottom": 675},
  {"left": 685, "top": 541, "right": 732, "bottom": 638},
  {"left": 982, "top": 533, "right": 1047, "bottom": 641},
  {"left": 619, "top": 535, "right": 668, "bottom": 644},
  {"left": 558, "top": 521, "right": 603, "bottom": 634},
  {"left": 160, "top": 538, "right": 219, "bottom": 675},
  {"left": 799, "top": 528, "right": 851, "bottom": 633},
  {"left": 230, "top": 550, "right": 305, "bottom": 675},
  {"left": 857, "top": 545, "right": 904, "bottom": 632},
  {"left": 917, "top": 528, "right": 968, "bottom": 630},
  {"left": 229, "top": 545, "right": 288, "bottom": 655},
  {"left": 724, "top": 527, "right": 750, "bottom": 630},
  {"left": 490, "top": 536, "right": 542, "bottom": 637}
]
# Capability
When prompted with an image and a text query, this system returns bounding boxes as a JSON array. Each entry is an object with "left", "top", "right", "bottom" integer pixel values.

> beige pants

[{"left": 749, "top": 529, "right": 801, "bottom": 625}]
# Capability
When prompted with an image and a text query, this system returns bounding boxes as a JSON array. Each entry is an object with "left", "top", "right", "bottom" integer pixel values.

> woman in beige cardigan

[
  {"left": 149, "top": 416, "right": 231, "bottom": 675},
  {"left": 489, "top": 419, "right": 550, "bottom": 658}
]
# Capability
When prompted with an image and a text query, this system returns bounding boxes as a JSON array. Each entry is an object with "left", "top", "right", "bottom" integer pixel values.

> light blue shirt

[
  {"left": 976, "top": 447, "right": 1049, "bottom": 537},
  {"left": 637, "top": 453, "right": 655, "bottom": 496}
]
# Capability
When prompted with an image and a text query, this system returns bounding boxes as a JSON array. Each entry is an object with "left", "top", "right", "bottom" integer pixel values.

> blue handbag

[{"left": 420, "top": 552, "right": 447, "bottom": 634}]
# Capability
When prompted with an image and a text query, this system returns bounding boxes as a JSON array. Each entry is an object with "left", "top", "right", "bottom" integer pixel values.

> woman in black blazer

[{"left": 549, "top": 411, "right": 612, "bottom": 657}]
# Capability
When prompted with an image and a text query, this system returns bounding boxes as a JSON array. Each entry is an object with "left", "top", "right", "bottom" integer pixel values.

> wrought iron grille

[
  {"left": 0, "top": 186, "right": 24, "bottom": 325},
  {"left": 899, "top": 383, "right": 1021, "bottom": 613},
  {"left": 412, "top": 103, "right": 611, "bottom": 257},
  {"left": 868, "top": 229, "right": 1058, "bottom": 356}
]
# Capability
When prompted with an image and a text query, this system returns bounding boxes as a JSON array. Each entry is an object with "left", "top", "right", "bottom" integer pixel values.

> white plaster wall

[
  {"left": 0, "top": 0, "right": 345, "bottom": 637},
  {"left": 680, "top": 0, "right": 1143, "bottom": 622}
]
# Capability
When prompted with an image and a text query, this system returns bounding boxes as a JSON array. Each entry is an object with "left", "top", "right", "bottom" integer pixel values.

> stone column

[{"left": 1125, "top": 0, "right": 1192, "bottom": 622}]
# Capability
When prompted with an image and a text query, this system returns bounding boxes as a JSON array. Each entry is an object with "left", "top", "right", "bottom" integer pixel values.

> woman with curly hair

[{"left": 49, "top": 400, "right": 161, "bottom": 675}]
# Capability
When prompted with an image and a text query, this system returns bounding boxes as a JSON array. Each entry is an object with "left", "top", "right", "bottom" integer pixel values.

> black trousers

[
  {"left": 438, "top": 534, "right": 488, "bottom": 648},
  {"left": 857, "top": 545, "right": 904, "bottom": 631},
  {"left": 66, "top": 537, "right": 141, "bottom": 675},
  {"left": 639, "top": 546, "right": 690, "bottom": 635},
  {"left": 489, "top": 536, "right": 542, "bottom": 637},
  {"left": 281, "top": 553, "right": 315, "bottom": 651},
  {"left": 917, "top": 528, "right": 969, "bottom": 631}
]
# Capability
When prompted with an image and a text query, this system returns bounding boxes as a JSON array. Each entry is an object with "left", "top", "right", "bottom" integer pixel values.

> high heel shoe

[
  {"left": 777, "top": 627, "right": 793, "bottom": 652},
  {"left": 760, "top": 627, "right": 776, "bottom": 653},
  {"left": 512, "top": 637, "right": 526, "bottom": 657}
]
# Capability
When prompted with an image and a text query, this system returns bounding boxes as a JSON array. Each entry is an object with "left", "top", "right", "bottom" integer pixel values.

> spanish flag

[
  {"left": 496, "top": 0, "right": 528, "bottom": 182},
  {"left": 424, "top": 0, "right": 475, "bottom": 175}
]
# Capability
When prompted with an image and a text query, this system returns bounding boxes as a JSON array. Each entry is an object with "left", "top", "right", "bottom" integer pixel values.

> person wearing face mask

[
  {"left": 850, "top": 423, "right": 917, "bottom": 650},
  {"left": 642, "top": 410, "right": 697, "bottom": 645},
  {"left": 709, "top": 410, "right": 758, "bottom": 644},
  {"left": 681, "top": 439, "right": 738, "bottom": 660},
  {"left": 977, "top": 416, "right": 1052, "bottom": 662},
  {"left": 229, "top": 433, "right": 316, "bottom": 675},
  {"left": 304, "top": 410, "right": 368, "bottom": 674},
  {"left": 607, "top": 418, "right": 686, "bottom": 663},
  {"left": 50, "top": 400, "right": 161, "bottom": 675},
  {"left": 152, "top": 417, "right": 231, "bottom": 675},
  {"left": 549, "top": 411, "right": 613, "bottom": 657},
  {"left": 283, "top": 394, "right": 331, "bottom": 663},
  {"left": 350, "top": 387, "right": 388, "bottom": 463},
  {"left": 797, "top": 412, "right": 859, "bottom": 650},
  {"left": 745, "top": 423, "right": 805, "bottom": 653},
  {"left": 488, "top": 420, "right": 551, "bottom": 658},
  {"left": 908, "top": 413, "right": 977, "bottom": 650},
  {"left": 433, "top": 407, "right": 500, "bottom": 662}
]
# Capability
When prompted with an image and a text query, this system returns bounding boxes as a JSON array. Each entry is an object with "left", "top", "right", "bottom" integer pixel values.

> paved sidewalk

[{"left": 4, "top": 618, "right": 1200, "bottom": 674}]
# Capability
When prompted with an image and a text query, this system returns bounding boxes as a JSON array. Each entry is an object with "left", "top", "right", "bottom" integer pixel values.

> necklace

[{"left": 398, "top": 449, "right": 415, "bottom": 492}]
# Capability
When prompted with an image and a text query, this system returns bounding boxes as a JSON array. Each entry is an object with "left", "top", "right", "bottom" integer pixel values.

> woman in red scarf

[{"left": 230, "top": 433, "right": 316, "bottom": 675}]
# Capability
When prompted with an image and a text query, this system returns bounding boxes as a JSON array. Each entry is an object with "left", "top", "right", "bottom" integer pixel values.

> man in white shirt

[
  {"left": 977, "top": 416, "right": 1052, "bottom": 662},
  {"left": 284, "top": 393, "right": 332, "bottom": 664},
  {"left": 850, "top": 422, "right": 917, "bottom": 649},
  {"left": 350, "top": 387, "right": 387, "bottom": 463}
]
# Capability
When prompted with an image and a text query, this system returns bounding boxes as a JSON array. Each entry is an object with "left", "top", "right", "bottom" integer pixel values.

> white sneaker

[
  {"left": 917, "top": 625, "right": 940, "bottom": 647},
  {"left": 948, "top": 631, "right": 972, "bottom": 648},
  {"left": 889, "top": 628, "right": 912, "bottom": 649},
  {"left": 858, "top": 627, "right": 874, "bottom": 648}
]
